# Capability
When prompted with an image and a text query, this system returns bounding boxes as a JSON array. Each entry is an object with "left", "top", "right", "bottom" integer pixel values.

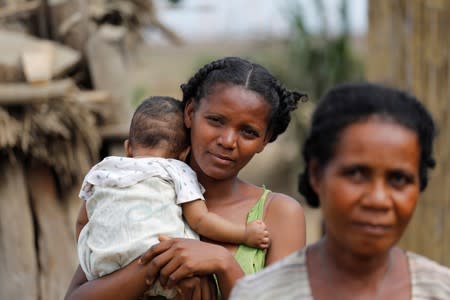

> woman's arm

[
  {"left": 264, "top": 193, "right": 306, "bottom": 265},
  {"left": 65, "top": 259, "right": 150, "bottom": 300},
  {"left": 66, "top": 261, "right": 216, "bottom": 300}
]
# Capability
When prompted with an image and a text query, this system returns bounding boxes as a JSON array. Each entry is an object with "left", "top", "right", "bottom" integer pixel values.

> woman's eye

[
  {"left": 342, "top": 167, "right": 367, "bottom": 182},
  {"left": 388, "top": 172, "right": 413, "bottom": 188},
  {"left": 241, "top": 127, "right": 259, "bottom": 138},
  {"left": 206, "top": 116, "right": 222, "bottom": 125}
]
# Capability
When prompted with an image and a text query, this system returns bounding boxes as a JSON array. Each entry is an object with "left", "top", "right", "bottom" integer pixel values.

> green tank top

[{"left": 234, "top": 186, "right": 270, "bottom": 274}]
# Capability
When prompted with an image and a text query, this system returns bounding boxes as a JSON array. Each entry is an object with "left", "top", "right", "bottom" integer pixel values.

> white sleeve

[{"left": 165, "top": 160, "right": 205, "bottom": 205}]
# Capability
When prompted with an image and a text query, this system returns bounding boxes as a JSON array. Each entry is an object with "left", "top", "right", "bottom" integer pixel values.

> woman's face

[
  {"left": 185, "top": 83, "right": 271, "bottom": 181},
  {"left": 311, "top": 119, "right": 421, "bottom": 257}
]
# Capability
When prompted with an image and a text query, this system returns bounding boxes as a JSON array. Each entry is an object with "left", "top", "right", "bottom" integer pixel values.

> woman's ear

[
  {"left": 308, "top": 159, "right": 321, "bottom": 194},
  {"left": 184, "top": 98, "right": 195, "bottom": 129},
  {"left": 124, "top": 139, "right": 133, "bottom": 157}
]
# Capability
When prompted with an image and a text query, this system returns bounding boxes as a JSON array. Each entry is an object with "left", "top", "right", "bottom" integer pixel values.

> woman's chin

[
  {"left": 206, "top": 170, "right": 237, "bottom": 181},
  {"left": 347, "top": 236, "right": 396, "bottom": 258}
]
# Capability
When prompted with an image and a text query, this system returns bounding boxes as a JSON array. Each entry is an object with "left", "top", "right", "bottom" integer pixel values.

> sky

[{"left": 149, "top": 0, "right": 368, "bottom": 43}]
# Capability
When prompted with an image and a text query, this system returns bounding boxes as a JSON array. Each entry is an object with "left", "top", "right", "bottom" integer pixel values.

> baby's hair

[
  {"left": 298, "top": 82, "right": 436, "bottom": 207},
  {"left": 129, "top": 96, "right": 187, "bottom": 155},
  {"left": 180, "top": 56, "right": 307, "bottom": 142}
]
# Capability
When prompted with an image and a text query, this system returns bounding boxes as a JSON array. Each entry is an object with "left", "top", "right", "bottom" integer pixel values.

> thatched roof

[{"left": 0, "top": 94, "right": 100, "bottom": 192}]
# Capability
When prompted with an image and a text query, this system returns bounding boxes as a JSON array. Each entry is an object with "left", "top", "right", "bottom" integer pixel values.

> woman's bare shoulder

[
  {"left": 266, "top": 192, "right": 304, "bottom": 216},
  {"left": 264, "top": 191, "right": 306, "bottom": 263}
]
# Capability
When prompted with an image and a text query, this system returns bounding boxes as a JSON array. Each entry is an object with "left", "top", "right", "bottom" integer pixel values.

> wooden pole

[
  {"left": 0, "top": 160, "right": 38, "bottom": 300},
  {"left": 367, "top": 0, "right": 450, "bottom": 267},
  {"left": 37, "top": 0, "right": 53, "bottom": 39},
  {"left": 27, "top": 163, "right": 78, "bottom": 300}
]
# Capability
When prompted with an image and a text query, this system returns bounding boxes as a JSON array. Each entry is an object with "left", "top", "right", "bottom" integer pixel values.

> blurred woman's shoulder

[
  {"left": 230, "top": 248, "right": 312, "bottom": 300},
  {"left": 407, "top": 251, "right": 450, "bottom": 298}
]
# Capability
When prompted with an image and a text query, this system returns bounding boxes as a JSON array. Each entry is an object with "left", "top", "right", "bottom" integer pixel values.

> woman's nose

[
  {"left": 362, "top": 180, "right": 392, "bottom": 210},
  {"left": 217, "top": 129, "right": 237, "bottom": 149}
]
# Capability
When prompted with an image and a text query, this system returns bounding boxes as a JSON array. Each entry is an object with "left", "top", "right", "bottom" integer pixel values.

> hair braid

[
  {"left": 181, "top": 58, "right": 228, "bottom": 104},
  {"left": 268, "top": 79, "right": 307, "bottom": 142}
]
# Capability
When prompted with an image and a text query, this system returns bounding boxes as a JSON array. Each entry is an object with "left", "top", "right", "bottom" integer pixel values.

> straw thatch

[
  {"left": 0, "top": 95, "right": 100, "bottom": 192},
  {"left": 367, "top": 0, "right": 450, "bottom": 267}
]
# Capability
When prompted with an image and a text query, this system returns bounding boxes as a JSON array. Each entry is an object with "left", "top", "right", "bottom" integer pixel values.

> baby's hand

[{"left": 244, "top": 220, "right": 270, "bottom": 249}]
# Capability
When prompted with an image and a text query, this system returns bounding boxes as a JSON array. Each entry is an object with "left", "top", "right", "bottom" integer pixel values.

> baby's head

[{"left": 124, "top": 96, "right": 188, "bottom": 159}]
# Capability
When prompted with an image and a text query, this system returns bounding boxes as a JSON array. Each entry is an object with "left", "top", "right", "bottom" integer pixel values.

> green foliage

[{"left": 281, "top": 0, "right": 364, "bottom": 102}]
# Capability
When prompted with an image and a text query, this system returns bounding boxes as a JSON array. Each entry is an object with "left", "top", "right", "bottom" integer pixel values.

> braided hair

[
  {"left": 180, "top": 57, "right": 307, "bottom": 143},
  {"left": 298, "top": 82, "right": 436, "bottom": 207}
]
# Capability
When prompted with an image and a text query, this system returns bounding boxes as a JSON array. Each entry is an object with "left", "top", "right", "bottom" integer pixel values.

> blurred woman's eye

[
  {"left": 341, "top": 166, "right": 368, "bottom": 183},
  {"left": 388, "top": 171, "right": 415, "bottom": 189}
]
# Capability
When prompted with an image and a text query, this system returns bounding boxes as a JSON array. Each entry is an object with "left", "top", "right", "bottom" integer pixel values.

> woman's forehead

[
  {"left": 202, "top": 85, "right": 269, "bottom": 110},
  {"left": 199, "top": 85, "right": 271, "bottom": 126},
  {"left": 332, "top": 119, "right": 420, "bottom": 167}
]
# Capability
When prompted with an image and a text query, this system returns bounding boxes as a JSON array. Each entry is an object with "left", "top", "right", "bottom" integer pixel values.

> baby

[{"left": 76, "top": 96, "right": 270, "bottom": 298}]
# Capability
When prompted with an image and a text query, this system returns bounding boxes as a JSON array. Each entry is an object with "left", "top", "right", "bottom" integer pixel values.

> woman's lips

[
  {"left": 352, "top": 221, "right": 393, "bottom": 236},
  {"left": 209, "top": 152, "right": 234, "bottom": 165}
]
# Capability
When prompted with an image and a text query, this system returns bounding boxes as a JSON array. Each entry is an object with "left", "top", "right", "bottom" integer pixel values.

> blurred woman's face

[
  {"left": 311, "top": 119, "right": 421, "bottom": 257},
  {"left": 184, "top": 83, "right": 270, "bottom": 181}
]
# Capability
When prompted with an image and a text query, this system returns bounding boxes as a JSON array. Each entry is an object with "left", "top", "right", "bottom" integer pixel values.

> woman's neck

[
  {"left": 320, "top": 236, "right": 393, "bottom": 279},
  {"left": 309, "top": 237, "right": 405, "bottom": 300},
  {"left": 198, "top": 174, "right": 242, "bottom": 204}
]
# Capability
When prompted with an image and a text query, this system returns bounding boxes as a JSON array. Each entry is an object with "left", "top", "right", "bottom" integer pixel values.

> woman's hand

[
  {"left": 139, "top": 236, "right": 243, "bottom": 299},
  {"left": 140, "top": 236, "right": 224, "bottom": 288},
  {"left": 172, "top": 276, "right": 216, "bottom": 300}
]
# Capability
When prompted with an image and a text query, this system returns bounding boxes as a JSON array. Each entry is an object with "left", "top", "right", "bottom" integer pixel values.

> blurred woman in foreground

[{"left": 230, "top": 82, "right": 450, "bottom": 299}]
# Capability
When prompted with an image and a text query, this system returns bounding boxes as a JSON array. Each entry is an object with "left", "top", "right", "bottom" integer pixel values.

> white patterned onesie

[{"left": 77, "top": 156, "right": 204, "bottom": 298}]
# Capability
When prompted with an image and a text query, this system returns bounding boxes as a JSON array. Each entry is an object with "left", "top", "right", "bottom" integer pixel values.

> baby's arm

[
  {"left": 75, "top": 201, "right": 88, "bottom": 240},
  {"left": 182, "top": 200, "right": 270, "bottom": 249}
]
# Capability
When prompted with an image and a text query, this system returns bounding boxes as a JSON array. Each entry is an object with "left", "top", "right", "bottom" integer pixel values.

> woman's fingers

[
  {"left": 176, "top": 277, "right": 211, "bottom": 300},
  {"left": 202, "top": 276, "right": 215, "bottom": 300},
  {"left": 192, "top": 281, "right": 201, "bottom": 300},
  {"left": 140, "top": 242, "right": 169, "bottom": 265},
  {"left": 159, "top": 235, "right": 171, "bottom": 242},
  {"left": 142, "top": 244, "right": 176, "bottom": 285},
  {"left": 176, "top": 277, "right": 197, "bottom": 300},
  {"left": 166, "top": 262, "right": 199, "bottom": 288},
  {"left": 160, "top": 257, "right": 188, "bottom": 287}
]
